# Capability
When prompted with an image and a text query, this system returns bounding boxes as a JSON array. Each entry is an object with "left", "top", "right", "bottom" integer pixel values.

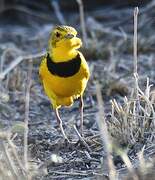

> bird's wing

[
  {"left": 39, "top": 56, "right": 46, "bottom": 82},
  {"left": 83, "top": 62, "right": 90, "bottom": 80}
]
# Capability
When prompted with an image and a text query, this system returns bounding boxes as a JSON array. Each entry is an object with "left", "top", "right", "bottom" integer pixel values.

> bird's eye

[{"left": 56, "top": 32, "right": 61, "bottom": 38}]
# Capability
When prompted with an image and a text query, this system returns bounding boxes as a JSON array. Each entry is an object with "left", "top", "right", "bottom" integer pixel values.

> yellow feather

[{"left": 39, "top": 26, "right": 90, "bottom": 109}]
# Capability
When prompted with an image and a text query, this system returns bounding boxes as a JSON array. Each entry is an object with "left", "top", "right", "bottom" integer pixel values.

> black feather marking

[{"left": 46, "top": 53, "right": 81, "bottom": 77}]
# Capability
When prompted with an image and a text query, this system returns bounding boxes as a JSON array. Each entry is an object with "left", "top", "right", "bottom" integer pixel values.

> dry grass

[{"left": 0, "top": 1, "right": 155, "bottom": 180}]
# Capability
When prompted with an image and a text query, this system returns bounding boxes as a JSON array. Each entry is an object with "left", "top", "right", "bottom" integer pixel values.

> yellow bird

[{"left": 39, "top": 25, "right": 90, "bottom": 141}]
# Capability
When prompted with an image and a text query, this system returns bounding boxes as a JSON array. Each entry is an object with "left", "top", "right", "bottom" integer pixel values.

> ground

[{"left": 0, "top": 2, "right": 155, "bottom": 180}]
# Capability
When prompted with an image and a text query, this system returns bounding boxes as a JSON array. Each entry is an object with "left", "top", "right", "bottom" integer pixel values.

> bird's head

[{"left": 48, "top": 25, "right": 82, "bottom": 52}]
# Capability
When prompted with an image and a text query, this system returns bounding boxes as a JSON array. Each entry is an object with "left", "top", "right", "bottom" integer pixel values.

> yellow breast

[{"left": 39, "top": 52, "right": 89, "bottom": 99}]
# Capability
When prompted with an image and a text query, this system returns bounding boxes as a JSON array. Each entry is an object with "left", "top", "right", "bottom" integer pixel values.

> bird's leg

[
  {"left": 79, "top": 95, "right": 84, "bottom": 136},
  {"left": 54, "top": 109, "right": 70, "bottom": 142}
]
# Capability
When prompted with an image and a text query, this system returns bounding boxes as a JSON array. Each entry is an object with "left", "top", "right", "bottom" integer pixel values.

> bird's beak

[
  {"left": 72, "top": 37, "right": 82, "bottom": 49},
  {"left": 65, "top": 34, "right": 74, "bottom": 39}
]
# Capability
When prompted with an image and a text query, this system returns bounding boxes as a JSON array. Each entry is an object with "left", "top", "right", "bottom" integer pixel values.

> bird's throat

[{"left": 50, "top": 48, "right": 78, "bottom": 63}]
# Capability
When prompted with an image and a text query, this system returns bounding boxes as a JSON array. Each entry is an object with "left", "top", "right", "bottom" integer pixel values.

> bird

[{"left": 39, "top": 25, "right": 90, "bottom": 141}]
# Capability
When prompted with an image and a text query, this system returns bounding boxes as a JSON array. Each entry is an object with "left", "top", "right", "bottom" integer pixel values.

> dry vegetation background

[{"left": 0, "top": 0, "right": 155, "bottom": 180}]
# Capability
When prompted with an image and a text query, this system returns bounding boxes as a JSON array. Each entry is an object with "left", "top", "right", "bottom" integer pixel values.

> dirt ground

[{"left": 0, "top": 1, "right": 155, "bottom": 180}]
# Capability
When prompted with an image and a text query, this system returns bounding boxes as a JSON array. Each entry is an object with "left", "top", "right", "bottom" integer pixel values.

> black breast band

[{"left": 46, "top": 53, "right": 81, "bottom": 77}]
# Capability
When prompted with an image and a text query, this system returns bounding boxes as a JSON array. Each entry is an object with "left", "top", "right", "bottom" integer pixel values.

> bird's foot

[
  {"left": 59, "top": 124, "right": 71, "bottom": 143},
  {"left": 75, "top": 123, "right": 83, "bottom": 137}
]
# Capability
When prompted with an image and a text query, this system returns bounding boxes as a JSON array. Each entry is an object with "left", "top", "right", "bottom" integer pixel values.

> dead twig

[
  {"left": 8, "top": 139, "right": 27, "bottom": 177},
  {"left": 1, "top": 142, "right": 19, "bottom": 180},
  {"left": 96, "top": 82, "right": 116, "bottom": 180},
  {"left": 76, "top": 0, "right": 88, "bottom": 47},
  {"left": 0, "top": 5, "right": 53, "bottom": 21},
  {"left": 0, "top": 51, "right": 45, "bottom": 80},
  {"left": 51, "top": 0, "right": 66, "bottom": 24},
  {"left": 24, "top": 59, "right": 33, "bottom": 175},
  {"left": 73, "top": 125, "right": 92, "bottom": 152},
  {"left": 86, "top": 17, "right": 132, "bottom": 40},
  {"left": 49, "top": 170, "right": 89, "bottom": 177},
  {"left": 133, "top": 7, "right": 139, "bottom": 98}
]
